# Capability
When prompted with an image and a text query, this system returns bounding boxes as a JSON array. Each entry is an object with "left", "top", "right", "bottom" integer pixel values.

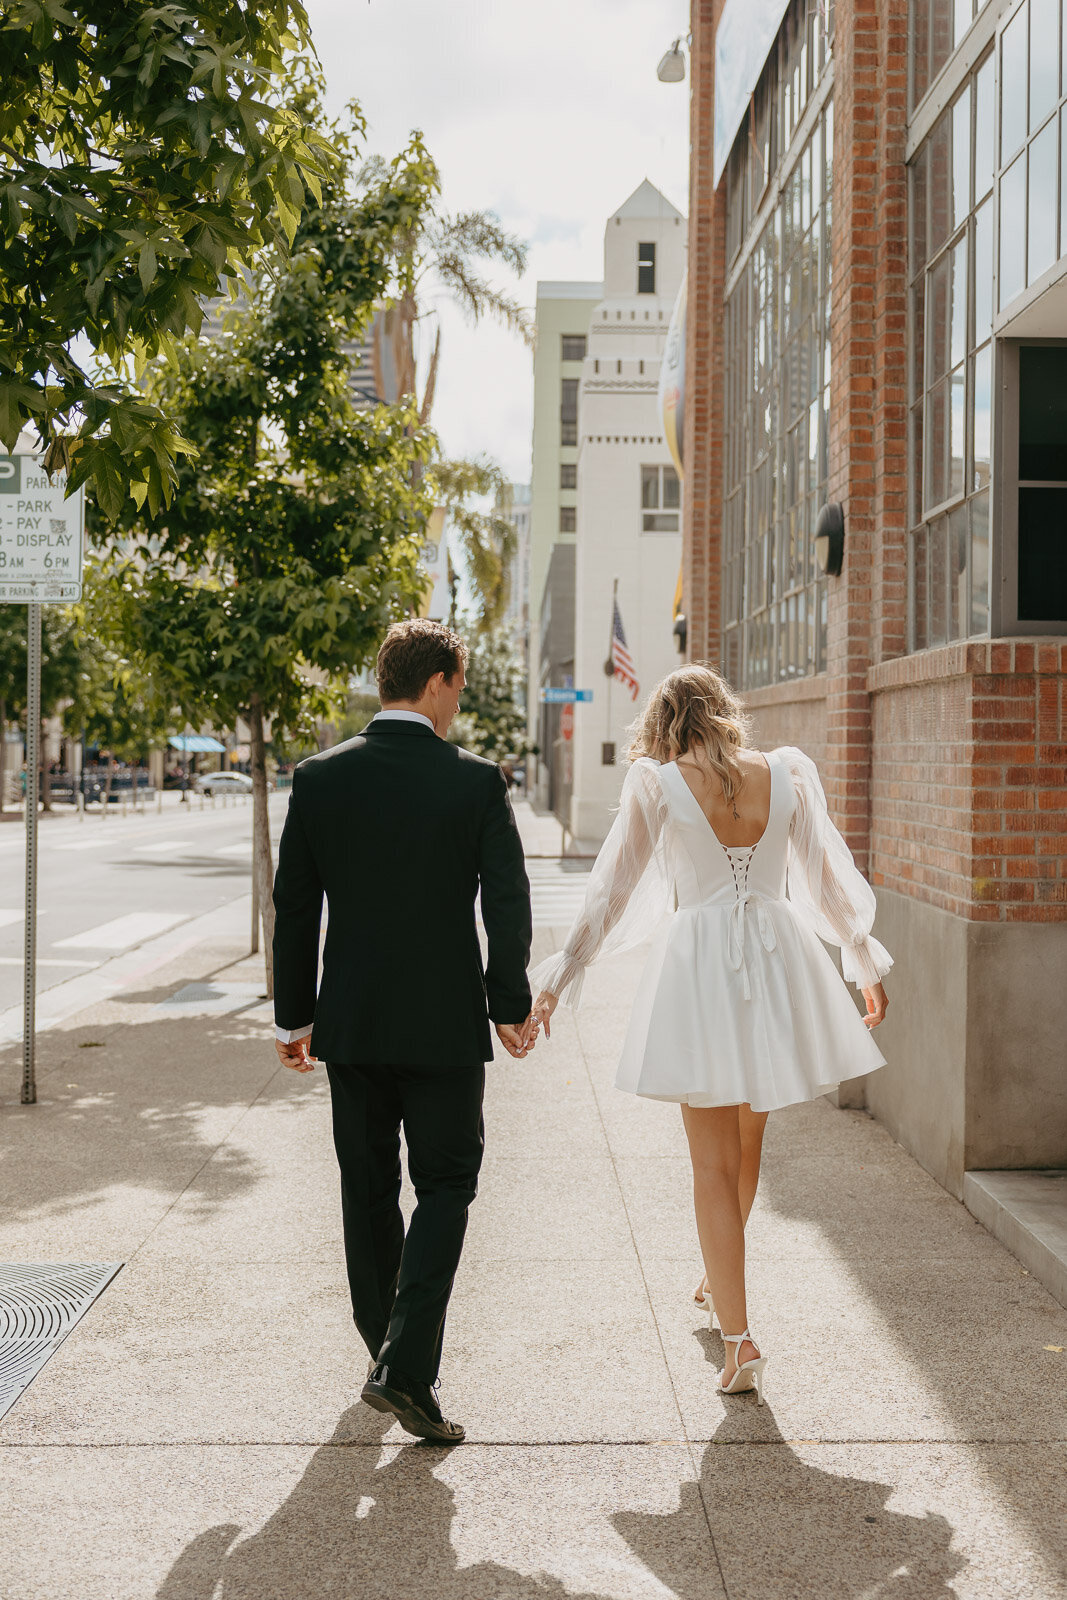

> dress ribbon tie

[{"left": 727, "top": 893, "right": 796, "bottom": 1007}]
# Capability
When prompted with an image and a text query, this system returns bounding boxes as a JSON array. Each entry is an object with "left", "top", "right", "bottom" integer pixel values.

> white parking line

[
  {"left": 0, "top": 956, "right": 97, "bottom": 968},
  {"left": 55, "top": 911, "right": 189, "bottom": 950}
]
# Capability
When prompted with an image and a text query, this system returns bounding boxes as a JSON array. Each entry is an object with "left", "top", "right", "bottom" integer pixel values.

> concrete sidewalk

[{"left": 1, "top": 823, "right": 1066, "bottom": 1598}]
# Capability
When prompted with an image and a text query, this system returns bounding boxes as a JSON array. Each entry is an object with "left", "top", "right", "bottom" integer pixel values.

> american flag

[{"left": 611, "top": 598, "right": 640, "bottom": 700}]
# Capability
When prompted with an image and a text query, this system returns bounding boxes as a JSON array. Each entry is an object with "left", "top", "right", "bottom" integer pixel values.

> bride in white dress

[{"left": 529, "top": 665, "right": 892, "bottom": 1403}]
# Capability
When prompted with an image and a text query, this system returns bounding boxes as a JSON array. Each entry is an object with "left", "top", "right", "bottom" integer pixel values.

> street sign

[
  {"left": 0, "top": 449, "right": 84, "bottom": 1105},
  {"left": 0, "top": 454, "right": 85, "bottom": 602},
  {"left": 539, "top": 687, "right": 593, "bottom": 703}
]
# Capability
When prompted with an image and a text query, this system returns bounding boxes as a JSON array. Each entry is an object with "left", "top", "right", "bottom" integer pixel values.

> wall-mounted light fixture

[
  {"left": 657, "top": 39, "right": 687, "bottom": 82},
  {"left": 814, "top": 502, "right": 845, "bottom": 576}
]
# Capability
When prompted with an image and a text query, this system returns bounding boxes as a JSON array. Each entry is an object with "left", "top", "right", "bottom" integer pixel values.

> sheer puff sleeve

[
  {"left": 780, "top": 746, "right": 894, "bottom": 990},
  {"left": 529, "top": 757, "right": 671, "bottom": 1008}
]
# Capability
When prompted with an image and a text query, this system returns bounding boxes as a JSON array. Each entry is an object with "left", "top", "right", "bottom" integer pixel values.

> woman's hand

[
  {"left": 531, "top": 990, "right": 560, "bottom": 1039},
  {"left": 861, "top": 982, "right": 889, "bottom": 1028}
]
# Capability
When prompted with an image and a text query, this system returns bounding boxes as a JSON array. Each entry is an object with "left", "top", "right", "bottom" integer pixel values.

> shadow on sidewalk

[
  {"left": 0, "top": 1012, "right": 303, "bottom": 1227},
  {"left": 154, "top": 1407, "right": 614, "bottom": 1600},
  {"left": 615, "top": 1409, "right": 961, "bottom": 1600}
]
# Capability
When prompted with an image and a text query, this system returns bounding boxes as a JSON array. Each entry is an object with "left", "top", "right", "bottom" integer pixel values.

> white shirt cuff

[{"left": 275, "top": 1023, "right": 313, "bottom": 1043}]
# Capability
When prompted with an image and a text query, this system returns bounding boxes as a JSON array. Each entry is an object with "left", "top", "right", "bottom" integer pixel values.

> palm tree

[{"left": 430, "top": 458, "right": 517, "bottom": 633}]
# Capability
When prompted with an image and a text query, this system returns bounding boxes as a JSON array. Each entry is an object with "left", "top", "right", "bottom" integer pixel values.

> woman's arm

[{"left": 530, "top": 759, "right": 669, "bottom": 1014}]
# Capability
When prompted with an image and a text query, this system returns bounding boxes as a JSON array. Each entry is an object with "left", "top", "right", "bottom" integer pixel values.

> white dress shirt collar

[{"left": 373, "top": 709, "right": 435, "bottom": 732}]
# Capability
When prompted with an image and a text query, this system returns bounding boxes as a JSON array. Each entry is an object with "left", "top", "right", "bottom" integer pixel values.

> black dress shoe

[{"left": 360, "top": 1363, "right": 466, "bottom": 1444}]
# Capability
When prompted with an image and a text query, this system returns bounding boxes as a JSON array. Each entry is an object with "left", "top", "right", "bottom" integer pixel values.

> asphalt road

[{"left": 0, "top": 790, "right": 290, "bottom": 1012}]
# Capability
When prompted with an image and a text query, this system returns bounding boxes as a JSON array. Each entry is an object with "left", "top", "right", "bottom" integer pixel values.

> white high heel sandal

[
  {"left": 719, "top": 1330, "right": 767, "bottom": 1405},
  {"left": 693, "top": 1280, "right": 718, "bottom": 1329}
]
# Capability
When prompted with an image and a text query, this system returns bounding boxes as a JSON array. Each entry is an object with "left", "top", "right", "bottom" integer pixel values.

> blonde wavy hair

[{"left": 627, "top": 664, "right": 752, "bottom": 806}]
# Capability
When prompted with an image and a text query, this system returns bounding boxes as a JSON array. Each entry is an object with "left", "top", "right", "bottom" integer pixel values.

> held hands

[
  {"left": 861, "top": 982, "right": 889, "bottom": 1028},
  {"left": 275, "top": 1037, "right": 317, "bottom": 1073}
]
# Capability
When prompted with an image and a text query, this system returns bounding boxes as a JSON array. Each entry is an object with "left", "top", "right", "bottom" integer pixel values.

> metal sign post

[
  {"left": 0, "top": 451, "right": 85, "bottom": 1106},
  {"left": 22, "top": 603, "right": 40, "bottom": 1104}
]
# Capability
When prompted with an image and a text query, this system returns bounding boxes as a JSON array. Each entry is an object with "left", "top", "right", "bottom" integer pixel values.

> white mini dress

[{"left": 531, "top": 747, "right": 892, "bottom": 1114}]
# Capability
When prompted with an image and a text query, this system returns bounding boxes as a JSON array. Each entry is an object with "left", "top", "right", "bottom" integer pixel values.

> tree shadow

[
  {"left": 0, "top": 1012, "right": 308, "bottom": 1227},
  {"left": 616, "top": 1405, "right": 963, "bottom": 1600},
  {"left": 155, "top": 1407, "right": 615, "bottom": 1600}
]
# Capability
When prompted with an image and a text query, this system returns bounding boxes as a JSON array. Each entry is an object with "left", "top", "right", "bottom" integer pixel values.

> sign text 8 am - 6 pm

[{"left": 0, "top": 454, "right": 85, "bottom": 603}]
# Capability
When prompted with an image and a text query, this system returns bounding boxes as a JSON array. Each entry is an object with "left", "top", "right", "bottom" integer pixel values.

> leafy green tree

[
  {"left": 0, "top": 2, "right": 331, "bottom": 517},
  {"left": 431, "top": 458, "right": 517, "bottom": 631},
  {"left": 101, "top": 106, "right": 440, "bottom": 991},
  {"left": 449, "top": 622, "right": 527, "bottom": 764}
]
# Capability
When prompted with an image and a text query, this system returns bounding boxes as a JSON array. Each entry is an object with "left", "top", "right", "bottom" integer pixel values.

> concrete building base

[
  {"left": 842, "top": 889, "right": 1067, "bottom": 1198},
  {"left": 964, "top": 1171, "right": 1067, "bottom": 1310}
]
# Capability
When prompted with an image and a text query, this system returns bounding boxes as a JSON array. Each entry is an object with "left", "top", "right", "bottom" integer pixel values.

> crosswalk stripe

[{"left": 55, "top": 911, "right": 189, "bottom": 950}]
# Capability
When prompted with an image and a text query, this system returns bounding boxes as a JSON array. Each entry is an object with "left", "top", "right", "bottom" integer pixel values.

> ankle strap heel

[{"left": 720, "top": 1329, "right": 768, "bottom": 1406}]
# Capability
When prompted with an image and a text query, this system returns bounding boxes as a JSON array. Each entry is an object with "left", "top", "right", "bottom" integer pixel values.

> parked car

[{"left": 195, "top": 771, "right": 254, "bottom": 796}]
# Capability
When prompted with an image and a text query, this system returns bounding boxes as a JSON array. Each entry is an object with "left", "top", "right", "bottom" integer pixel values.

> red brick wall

[
  {"left": 688, "top": 0, "right": 1066, "bottom": 929},
  {"left": 870, "top": 641, "right": 1067, "bottom": 921}
]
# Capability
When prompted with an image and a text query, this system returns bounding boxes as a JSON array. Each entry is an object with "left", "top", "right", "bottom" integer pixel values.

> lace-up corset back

[{"left": 659, "top": 756, "right": 792, "bottom": 910}]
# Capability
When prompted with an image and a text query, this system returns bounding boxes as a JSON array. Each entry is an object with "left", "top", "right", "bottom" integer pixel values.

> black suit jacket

[{"left": 271, "top": 719, "right": 532, "bottom": 1067}]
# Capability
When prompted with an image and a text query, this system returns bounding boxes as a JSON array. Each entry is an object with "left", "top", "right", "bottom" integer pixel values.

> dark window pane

[
  {"left": 948, "top": 501, "right": 969, "bottom": 638},
  {"left": 912, "top": 525, "right": 930, "bottom": 649},
  {"left": 1001, "top": 4, "right": 1028, "bottom": 163},
  {"left": 1018, "top": 487, "right": 1067, "bottom": 618},
  {"left": 561, "top": 422, "right": 577, "bottom": 446},
  {"left": 973, "top": 342, "right": 992, "bottom": 490},
  {"left": 952, "top": 87, "right": 971, "bottom": 230},
  {"left": 975, "top": 53, "right": 995, "bottom": 202},
  {"left": 925, "top": 377, "right": 951, "bottom": 508},
  {"left": 561, "top": 335, "right": 587, "bottom": 361},
  {"left": 1030, "top": 0, "right": 1059, "bottom": 133},
  {"left": 641, "top": 465, "right": 660, "bottom": 509},
  {"left": 951, "top": 364, "right": 966, "bottom": 497},
  {"left": 662, "top": 466, "right": 681, "bottom": 508},
  {"left": 974, "top": 199, "right": 993, "bottom": 344},
  {"left": 637, "top": 241, "right": 656, "bottom": 294},
  {"left": 1028, "top": 118, "right": 1058, "bottom": 283},
  {"left": 643, "top": 513, "right": 680, "bottom": 533},
  {"left": 560, "top": 377, "right": 579, "bottom": 422},
  {"left": 999, "top": 151, "right": 1027, "bottom": 308},
  {"left": 560, "top": 463, "right": 577, "bottom": 490},
  {"left": 1020, "top": 345, "right": 1067, "bottom": 476},
  {"left": 913, "top": 0, "right": 931, "bottom": 107},
  {"left": 928, "top": 109, "right": 954, "bottom": 257},
  {"left": 971, "top": 489, "right": 990, "bottom": 633},
  {"left": 929, "top": 512, "right": 950, "bottom": 644},
  {"left": 559, "top": 506, "right": 576, "bottom": 533}
]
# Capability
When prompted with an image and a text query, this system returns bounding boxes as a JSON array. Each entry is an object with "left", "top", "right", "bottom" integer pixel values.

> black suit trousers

[{"left": 325, "top": 1060, "right": 486, "bottom": 1385}]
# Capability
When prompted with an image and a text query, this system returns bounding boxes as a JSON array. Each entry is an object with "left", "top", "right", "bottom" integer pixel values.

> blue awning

[{"left": 169, "top": 735, "right": 226, "bottom": 753}]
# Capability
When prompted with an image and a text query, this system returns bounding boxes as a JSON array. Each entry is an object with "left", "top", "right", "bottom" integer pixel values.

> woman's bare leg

[
  {"left": 738, "top": 1102, "right": 769, "bottom": 1225},
  {"left": 683, "top": 1104, "right": 760, "bottom": 1382}
]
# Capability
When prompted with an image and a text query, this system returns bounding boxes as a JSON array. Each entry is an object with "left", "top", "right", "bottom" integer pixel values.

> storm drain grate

[{"left": 0, "top": 1262, "right": 123, "bottom": 1421}]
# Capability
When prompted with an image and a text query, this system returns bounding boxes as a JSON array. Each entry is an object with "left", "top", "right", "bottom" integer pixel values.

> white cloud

[{"left": 305, "top": 0, "right": 690, "bottom": 483}]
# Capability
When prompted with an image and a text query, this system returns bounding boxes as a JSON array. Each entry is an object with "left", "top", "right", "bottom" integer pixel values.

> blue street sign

[{"left": 539, "top": 687, "right": 593, "bottom": 704}]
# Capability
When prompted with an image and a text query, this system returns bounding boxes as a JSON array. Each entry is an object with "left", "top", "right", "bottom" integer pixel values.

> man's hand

[
  {"left": 275, "top": 1037, "right": 317, "bottom": 1072},
  {"left": 495, "top": 1022, "right": 536, "bottom": 1059},
  {"left": 861, "top": 983, "right": 889, "bottom": 1028}
]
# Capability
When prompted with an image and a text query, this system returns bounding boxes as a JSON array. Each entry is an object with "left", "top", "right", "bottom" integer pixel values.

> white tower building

[{"left": 569, "top": 181, "right": 687, "bottom": 845}]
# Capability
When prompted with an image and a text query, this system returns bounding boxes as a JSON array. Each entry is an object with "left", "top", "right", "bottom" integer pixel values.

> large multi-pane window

[
  {"left": 722, "top": 104, "right": 833, "bottom": 688},
  {"left": 997, "top": 0, "right": 1067, "bottom": 305},
  {"left": 911, "top": 0, "right": 995, "bottom": 109},
  {"left": 720, "top": 0, "right": 833, "bottom": 689},
  {"left": 908, "top": 54, "right": 994, "bottom": 647}
]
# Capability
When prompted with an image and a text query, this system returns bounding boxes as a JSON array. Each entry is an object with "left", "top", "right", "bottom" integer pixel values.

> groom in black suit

[{"left": 272, "top": 619, "right": 534, "bottom": 1443}]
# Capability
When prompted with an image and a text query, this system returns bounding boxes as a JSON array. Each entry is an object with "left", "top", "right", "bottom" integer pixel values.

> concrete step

[{"left": 964, "top": 1169, "right": 1067, "bottom": 1310}]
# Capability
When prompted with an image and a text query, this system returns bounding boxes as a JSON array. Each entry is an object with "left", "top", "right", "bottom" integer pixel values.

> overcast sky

[{"left": 305, "top": 0, "right": 691, "bottom": 486}]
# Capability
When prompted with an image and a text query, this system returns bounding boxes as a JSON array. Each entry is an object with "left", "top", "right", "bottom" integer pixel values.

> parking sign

[{"left": 0, "top": 454, "right": 85, "bottom": 602}]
